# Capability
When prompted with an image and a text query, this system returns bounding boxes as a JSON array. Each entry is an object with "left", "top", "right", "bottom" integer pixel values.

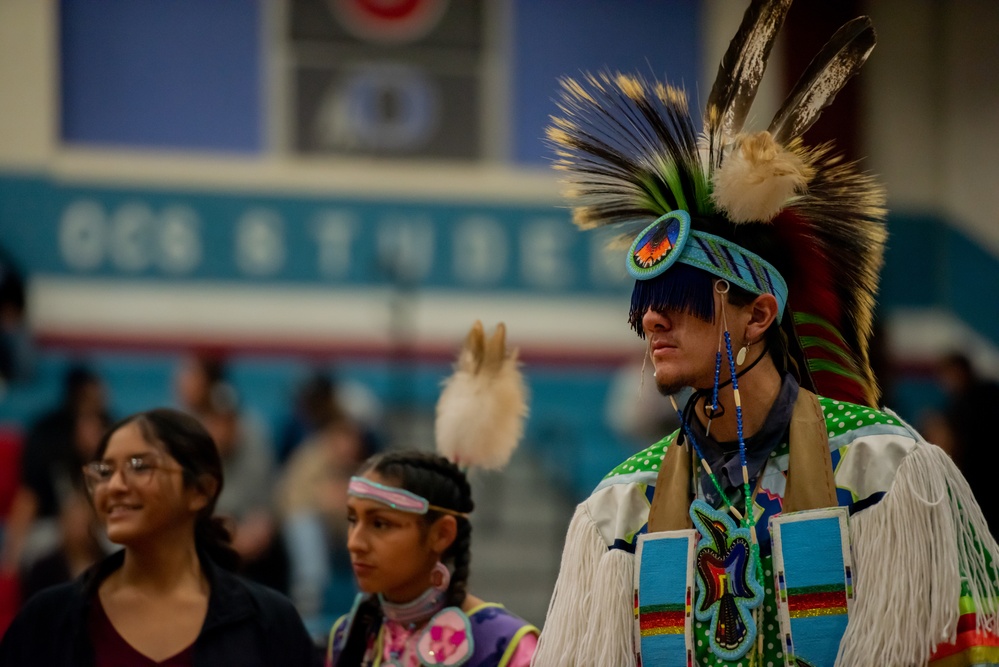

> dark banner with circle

[{"left": 289, "top": 0, "right": 484, "bottom": 159}]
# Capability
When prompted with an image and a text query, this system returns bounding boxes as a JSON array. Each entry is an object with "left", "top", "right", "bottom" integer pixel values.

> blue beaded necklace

[
  {"left": 667, "top": 286, "right": 759, "bottom": 533},
  {"left": 665, "top": 282, "right": 766, "bottom": 663}
]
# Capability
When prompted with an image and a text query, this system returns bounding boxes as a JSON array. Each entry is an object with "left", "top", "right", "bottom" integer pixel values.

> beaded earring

[
  {"left": 662, "top": 280, "right": 766, "bottom": 660},
  {"left": 704, "top": 281, "right": 728, "bottom": 437}
]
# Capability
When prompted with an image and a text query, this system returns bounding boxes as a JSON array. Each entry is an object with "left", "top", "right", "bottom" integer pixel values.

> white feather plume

[
  {"left": 712, "top": 130, "right": 813, "bottom": 223},
  {"left": 434, "top": 321, "right": 529, "bottom": 470}
]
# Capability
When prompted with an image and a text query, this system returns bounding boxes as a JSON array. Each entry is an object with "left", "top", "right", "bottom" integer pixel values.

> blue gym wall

[
  {"left": 2, "top": 0, "right": 997, "bottom": 501},
  {"left": 1, "top": 0, "right": 706, "bottom": 499}
]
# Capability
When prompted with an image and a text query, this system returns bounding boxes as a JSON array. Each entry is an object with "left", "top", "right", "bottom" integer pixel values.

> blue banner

[{"left": 0, "top": 174, "right": 631, "bottom": 295}]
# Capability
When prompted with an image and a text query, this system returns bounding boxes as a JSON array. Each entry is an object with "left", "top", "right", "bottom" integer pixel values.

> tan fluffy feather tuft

[
  {"left": 434, "top": 321, "right": 529, "bottom": 470},
  {"left": 712, "top": 131, "right": 814, "bottom": 223}
]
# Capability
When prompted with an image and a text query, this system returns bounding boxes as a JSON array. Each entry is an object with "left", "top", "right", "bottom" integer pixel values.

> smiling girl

[{"left": 0, "top": 408, "right": 318, "bottom": 667}]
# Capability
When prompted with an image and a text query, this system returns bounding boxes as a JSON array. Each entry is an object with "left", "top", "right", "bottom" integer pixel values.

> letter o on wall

[{"left": 59, "top": 199, "right": 107, "bottom": 271}]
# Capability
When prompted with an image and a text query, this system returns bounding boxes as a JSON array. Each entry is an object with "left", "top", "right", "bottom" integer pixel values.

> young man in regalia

[{"left": 533, "top": 1, "right": 999, "bottom": 666}]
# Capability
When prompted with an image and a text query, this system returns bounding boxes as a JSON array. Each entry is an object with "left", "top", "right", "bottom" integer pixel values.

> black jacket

[{"left": 0, "top": 549, "right": 322, "bottom": 666}]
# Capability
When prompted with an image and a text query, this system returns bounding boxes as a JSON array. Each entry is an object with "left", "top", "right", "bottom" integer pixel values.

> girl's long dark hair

[
  {"left": 93, "top": 407, "right": 239, "bottom": 570},
  {"left": 337, "top": 450, "right": 474, "bottom": 666}
]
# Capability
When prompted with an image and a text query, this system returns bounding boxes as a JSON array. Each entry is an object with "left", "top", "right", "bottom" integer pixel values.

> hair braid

[
  {"left": 367, "top": 450, "right": 474, "bottom": 608},
  {"left": 417, "top": 455, "right": 474, "bottom": 608},
  {"left": 337, "top": 595, "right": 383, "bottom": 667}
]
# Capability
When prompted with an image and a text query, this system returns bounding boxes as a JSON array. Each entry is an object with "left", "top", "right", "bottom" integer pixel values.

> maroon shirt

[{"left": 89, "top": 597, "right": 195, "bottom": 667}]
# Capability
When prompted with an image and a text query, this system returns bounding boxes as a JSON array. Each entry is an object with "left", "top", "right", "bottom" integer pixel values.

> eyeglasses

[{"left": 82, "top": 456, "right": 185, "bottom": 494}]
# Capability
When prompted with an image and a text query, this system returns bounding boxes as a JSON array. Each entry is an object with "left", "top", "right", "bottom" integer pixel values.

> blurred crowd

[
  {"left": 0, "top": 247, "right": 34, "bottom": 393},
  {"left": 920, "top": 351, "right": 999, "bottom": 538},
  {"left": 0, "top": 350, "right": 383, "bottom": 636},
  {"left": 2, "top": 233, "right": 998, "bottom": 644}
]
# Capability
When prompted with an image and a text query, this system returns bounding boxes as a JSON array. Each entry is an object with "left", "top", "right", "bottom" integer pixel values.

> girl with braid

[{"left": 326, "top": 323, "right": 538, "bottom": 667}]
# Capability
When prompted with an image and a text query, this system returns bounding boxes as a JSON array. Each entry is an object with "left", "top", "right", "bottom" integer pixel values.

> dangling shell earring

[
  {"left": 431, "top": 561, "right": 451, "bottom": 592},
  {"left": 736, "top": 339, "right": 749, "bottom": 366}
]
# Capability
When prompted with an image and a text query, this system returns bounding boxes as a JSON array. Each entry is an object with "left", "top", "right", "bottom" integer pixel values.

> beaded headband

[
  {"left": 348, "top": 476, "right": 469, "bottom": 518},
  {"left": 627, "top": 210, "right": 788, "bottom": 320},
  {"left": 548, "top": 3, "right": 888, "bottom": 407}
]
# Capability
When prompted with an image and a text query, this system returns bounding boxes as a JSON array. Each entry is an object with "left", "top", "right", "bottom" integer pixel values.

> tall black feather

[
  {"left": 704, "top": 0, "right": 793, "bottom": 170},
  {"left": 768, "top": 16, "right": 877, "bottom": 144},
  {"left": 545, "top": 5, "right": 888, "bottom": 407}
]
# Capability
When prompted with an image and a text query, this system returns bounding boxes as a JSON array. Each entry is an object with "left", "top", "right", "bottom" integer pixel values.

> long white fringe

[
  {"left": 532, "top": 506, "right": 635, "bottom": 666},
  {"left": 836, "top": 443, "right": 999, "bottom": 666},
  {"left": 582, "top": 548, "right": 636, "bottom": 667}
]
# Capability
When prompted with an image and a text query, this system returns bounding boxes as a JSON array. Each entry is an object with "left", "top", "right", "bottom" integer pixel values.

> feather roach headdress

[
  {"left": 548, "top": 0, "right": 887, "bottom": 407},
  {"left": 434, "top": 321, "right": 529, "bottom": 470}
]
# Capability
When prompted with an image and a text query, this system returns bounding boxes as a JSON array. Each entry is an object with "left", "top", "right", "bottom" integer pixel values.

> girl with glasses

[{"left": 0, "top": 408, "right": 319, "bottom": 666}]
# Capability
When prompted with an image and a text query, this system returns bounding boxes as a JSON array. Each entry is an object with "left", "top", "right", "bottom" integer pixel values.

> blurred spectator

[
  {"left": 276, "top": 372, "right": 343, "bottom": 466},
  {"left": 276, "top": 370, "right": 383, "bottom": 467},
  {"left": 0, "top": 247, "right": 35, "bottom": 388},
  {"left": 19, "top": 488, "right": 108, "bottom": 602},
  {"left": 172, "top": 352, "right": 288, "bottom": 593},
  {"left": 276, "top": 416, "right": 367, "bottom": 620},
  {"left": 868, "top": 314, "right": 897, "bottom": 408},
  {"left": 928, "top": 351, "right": 999, "bottom": 536},
  {"left": 172, "top": 351, "right": 228, "bottom": 417},
  {"left": 604, "top": 356, "right": 681, "bottom": 446},
  {"left": 0, "top": 364, "right": 111, "bottom": 574}
]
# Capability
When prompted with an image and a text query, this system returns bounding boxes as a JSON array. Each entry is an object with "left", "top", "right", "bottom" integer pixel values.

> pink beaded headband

[{"left": 348, "top": 476, "right": 469, "bottom": 518}]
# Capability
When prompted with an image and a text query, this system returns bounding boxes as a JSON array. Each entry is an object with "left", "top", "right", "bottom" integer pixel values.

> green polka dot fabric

[
  {"left": 603, "top": 395, "right": 905, "bottom": 484},
  {"left": 818, "top": 396, "right": 900, "bottom": 439},
  {"left": 596, "top": 393, "right": 913, "bottom": 665},
  {"left": 603, "top": 431, "right": 678, "bottom": 480}
]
